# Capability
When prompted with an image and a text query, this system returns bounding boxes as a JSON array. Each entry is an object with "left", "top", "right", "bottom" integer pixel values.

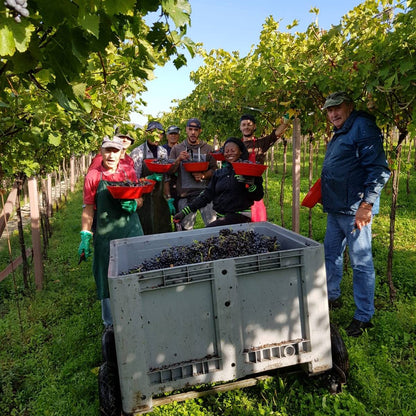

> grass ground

[{"left": 0, "top": 160, "right": 415, "bottom": 415}]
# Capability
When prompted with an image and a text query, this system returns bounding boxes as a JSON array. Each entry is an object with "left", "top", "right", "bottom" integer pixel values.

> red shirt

[{"left": 83, "top": 164, "right": 138, "bottom": 205}]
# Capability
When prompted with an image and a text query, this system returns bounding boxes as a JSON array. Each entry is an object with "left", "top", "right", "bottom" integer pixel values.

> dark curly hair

[{"left": 223, "top": 137, "right": 249, "bottom": 160}]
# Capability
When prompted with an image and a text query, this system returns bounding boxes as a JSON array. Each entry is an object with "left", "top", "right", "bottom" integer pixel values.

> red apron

[{"left": 249, "top": 142, "right": 267, "bottom": 222}]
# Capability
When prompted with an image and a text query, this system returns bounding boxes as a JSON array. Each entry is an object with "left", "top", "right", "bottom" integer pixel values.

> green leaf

[
  {"left": 34, "top": 0, "right": 78, "bottom": 26},
  {"left": 78, "top": 14, "right": 100, "bottom": 39},
  {"left": 81, "top": 100, "right": 92, "bottom": 113},
  {"left": 11, "top": 20, "right": 34, "bottom": 53},
  {"left": 72, "top": 83, "right": 87, "bottom": 100},
  {"left": 48, "top": 132, "right": 62, "bottom": 146},
  {"left": 0, "top": 24, "right": 16, "bottom": 56},
  {"left": 162, "top": 0, "right": 191, "bottom": 27},
  {"left": 173, "top": 53, "right": 187, "bottom": 69},
  {"left": 36, "top": 69, "right": 54, "bottom": 84},
  {"left": 103, "top": 0, "right": 137, "bottom": 16},
  {"left": 52, "top": 89, "right": 77, "bottom": 112},
  {"left": 10, "top": 50, "right": 37, "bottom": 73}
]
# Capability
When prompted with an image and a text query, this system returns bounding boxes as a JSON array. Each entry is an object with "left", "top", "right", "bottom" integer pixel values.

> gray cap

[
  {"left": 166, "top": 125, "right": 180, "bottom": 134},
  {"left": 101, "top": 136, "right": 124, "bottom": 150},
  {"left": 322, "top": 91, "right": 353, "bottom": 109},
  {"left": 115, "top": 133, "right": 134, "bottom": 143}
]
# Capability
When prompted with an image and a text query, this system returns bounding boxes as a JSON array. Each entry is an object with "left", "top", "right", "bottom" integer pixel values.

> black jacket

[{"left": 188, "top": 162, "right": 263, "bottom": 215}]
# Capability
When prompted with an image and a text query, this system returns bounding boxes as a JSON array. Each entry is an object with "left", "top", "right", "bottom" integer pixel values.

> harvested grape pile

[
  {"left": 107, "top": 180, "right": 152, "bottom": 187},
  {"left": 150, "top": 159, "right": 174, "bottom": 164},
  {"left": 129, "top": 229, "right": 280, "bottom": 273}
]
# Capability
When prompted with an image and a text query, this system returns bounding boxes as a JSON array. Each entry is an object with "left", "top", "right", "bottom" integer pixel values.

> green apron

[
  {"left": 93, "top": 179, "right": 143, "bottom": 299},
  {"left": 138, "top": 152, "right": 172, "bottom": 235}
]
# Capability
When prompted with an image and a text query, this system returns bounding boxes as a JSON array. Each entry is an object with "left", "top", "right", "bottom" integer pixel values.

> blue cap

[
  {"left": 186, "top": 118, "right": 201, "bottom": 128},
  {"left": 146, "top": 121, "right": 165, "bottom": 133},
  {"left": 167, "top": 125, "right": 180, "bottom": 134}
]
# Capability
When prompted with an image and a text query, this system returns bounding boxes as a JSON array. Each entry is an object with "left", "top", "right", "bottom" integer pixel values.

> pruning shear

[{"left": 78, "top": 251, "right": 86, "bottom": 265}]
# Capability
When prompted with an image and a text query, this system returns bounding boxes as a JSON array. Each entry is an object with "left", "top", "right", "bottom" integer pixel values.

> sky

[{"left": 130, "top": 0, "right": 364, "bottom": 126}]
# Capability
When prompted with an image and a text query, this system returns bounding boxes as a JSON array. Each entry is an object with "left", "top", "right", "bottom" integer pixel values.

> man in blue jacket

[{"left": 321, "top": 91, "right": 390, "bottom": 337}]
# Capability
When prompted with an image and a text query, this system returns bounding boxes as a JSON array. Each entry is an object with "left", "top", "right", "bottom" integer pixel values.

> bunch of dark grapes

[
  {"left": 129, "top": 229, "right": 280, "bottom": 273},
  {"left": 235, "top": 159, "right": 262, "bottom": 165},
  {"left": 108, "top": 181, "right": 150, "bottom": 188},
  {"left": 151, "top": 159, "right": 174, "bottom": 165},
  {"left": 5, "top": 0, "right": 29, "bottom": 22}
]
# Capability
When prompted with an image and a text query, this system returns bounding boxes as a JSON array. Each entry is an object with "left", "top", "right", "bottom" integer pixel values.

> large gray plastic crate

[{"left": 108, "top": 222, "right": 332, "bottom": 414}]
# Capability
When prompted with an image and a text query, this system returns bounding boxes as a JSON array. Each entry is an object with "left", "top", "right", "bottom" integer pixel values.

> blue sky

[{"left": 130, "top": 0, "right": 364, "bottom": 126}]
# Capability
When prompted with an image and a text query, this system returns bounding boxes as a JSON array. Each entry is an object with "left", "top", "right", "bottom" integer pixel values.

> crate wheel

[
  {"left": 102, "top": 326, "right": 117, "bottom": 365},
  {"left": 99, "top": 361, "right": 122, "bottom": 416},
  {"left": 329, "top": 322, "right": 349, "bottom": 393}
]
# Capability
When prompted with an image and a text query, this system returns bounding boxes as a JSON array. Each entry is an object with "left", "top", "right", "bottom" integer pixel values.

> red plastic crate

[
  {"left": 231, "top": 162, "right": 267, "bottom": 176},
  {"left": 183, "top": 161, "right": 209, "bottom": 172}
]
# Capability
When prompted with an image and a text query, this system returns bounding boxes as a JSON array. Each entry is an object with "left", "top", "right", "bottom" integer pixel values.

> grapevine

[{"left": 128, "top": 229, "right": 281, "bottom": 273}]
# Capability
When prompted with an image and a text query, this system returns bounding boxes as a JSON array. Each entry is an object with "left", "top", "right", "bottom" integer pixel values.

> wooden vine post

[
  {"left": 70, "top": 155, "right": 76, "bottom": 193},
  {"left": 0, "top": 182, "right": 18, "bottom": 237},
  {"left": 28, "top": 177, "right": 44, "bottom": 290},
  {"left": 291, "top": 118, "right": 301, "bottom": 233},
  {"left": 307, "top": 133, "right": 314, "bottom": 239},
  {"left": 47, "top": 174, "right": 53, "bottom": 218}
]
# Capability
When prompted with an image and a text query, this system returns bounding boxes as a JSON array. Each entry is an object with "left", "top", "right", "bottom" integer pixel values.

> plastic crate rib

[
  {"left": 137, "top": 263, "right": 215, "bottom": 291},
  {"left": 244, "top": 339, "right": 311, "bottom": 363},
  {"left": 148, "top": 356, "right": 222, "bottom": 384}
]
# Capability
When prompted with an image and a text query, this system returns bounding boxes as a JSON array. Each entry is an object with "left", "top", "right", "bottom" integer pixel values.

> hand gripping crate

[{"left": 107, "top": 222, "right": 332, "bottom": 414}]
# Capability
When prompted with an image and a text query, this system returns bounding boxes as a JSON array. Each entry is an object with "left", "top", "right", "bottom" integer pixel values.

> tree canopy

[
  {"left": 162, "top": 0, "right": 415, "bottom": 143},
  {"left": 1, "top": 0, "right": 415, "bottom": 180},
  {"left": 0, "top": 0, "right": 195, "bottom": 178}
]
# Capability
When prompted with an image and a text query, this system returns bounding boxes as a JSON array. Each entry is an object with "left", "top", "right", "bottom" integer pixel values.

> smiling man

[
  {"left": 169, "top": 118, "right": 217, "bottom": 230},
  {"left": 320, "top": 91, "right": 390, "bottom": 337}
]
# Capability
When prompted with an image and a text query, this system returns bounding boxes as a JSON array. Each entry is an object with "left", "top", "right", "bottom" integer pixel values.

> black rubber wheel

[
  {"left": 329, "top": 322, "right": 349, "bottom": 393},
  {"left": 98, "top": 361, "right": 122, "bottom": 416},
  {"left": 102, "top": 326, "right": 117, "bottom": 365}
]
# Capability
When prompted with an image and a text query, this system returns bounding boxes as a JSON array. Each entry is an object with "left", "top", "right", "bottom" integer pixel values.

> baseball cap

[
  {"left": 146, "top": 121, "right": 165, "bottom": 133},
  {"left": 322, "top": 91, "right": 353, "bottom": 110},
  {"left": 240, "top": 114, "right": 256, "bottom": 124},
  {"left": 115, "top": 133, "right": 134, "bottom": 143},
  {"left": 186, "top": 118, "right": 202, "bottom": 129},
  {"left": 166, "top": 125, "right": 180, "bottom": 134},
  {"left": 101, "top": 136, "right": 124, "bottom": 150}
]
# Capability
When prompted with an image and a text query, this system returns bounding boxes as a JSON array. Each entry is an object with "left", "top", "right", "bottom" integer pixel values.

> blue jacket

[{"left": 321, "top": 110, "right": 390, "bottom": 215}]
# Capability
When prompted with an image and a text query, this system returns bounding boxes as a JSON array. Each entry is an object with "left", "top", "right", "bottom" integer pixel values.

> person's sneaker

[
  {"left": 328, "top": 298, "right": 343, "bottom": 310},
  {"left": 346, "top": 318, "right": 374, "bottom": 337}
]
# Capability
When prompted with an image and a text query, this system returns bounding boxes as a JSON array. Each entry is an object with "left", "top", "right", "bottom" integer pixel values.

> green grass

[{"left": 0, "top": 161, "right": 415, "bottom": 415}]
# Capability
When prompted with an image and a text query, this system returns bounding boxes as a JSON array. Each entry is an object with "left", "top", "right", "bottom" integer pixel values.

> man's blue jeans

[
  {"left": 101, "top": 297, "right": 113, "bottom": 328},
  {"left": 324, "top": 213, "right": 375, "bottom": 322}
]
